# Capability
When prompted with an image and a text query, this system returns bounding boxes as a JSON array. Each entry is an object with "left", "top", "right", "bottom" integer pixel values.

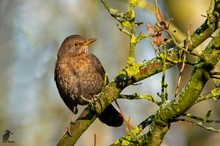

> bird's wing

[
  {"left": 54, "top": 62, "right": 79, "bottom": 113},
  {"left": 90, "top": 54, "right": 109, "bottom": 84}
]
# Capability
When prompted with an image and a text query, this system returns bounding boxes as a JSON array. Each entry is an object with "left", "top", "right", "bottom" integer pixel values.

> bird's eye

[{"left": 75, "top": 43, "right": 80, "bottom": 46}]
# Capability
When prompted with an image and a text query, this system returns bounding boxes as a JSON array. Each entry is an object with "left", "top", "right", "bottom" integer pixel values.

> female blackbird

[{"left": 55, "top": 35, "right": 123, "bottom": 127}]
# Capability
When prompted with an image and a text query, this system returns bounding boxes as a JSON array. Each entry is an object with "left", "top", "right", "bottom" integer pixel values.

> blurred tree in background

[{"left": 0, "top": 0, "right": 219, "bottom": 146}]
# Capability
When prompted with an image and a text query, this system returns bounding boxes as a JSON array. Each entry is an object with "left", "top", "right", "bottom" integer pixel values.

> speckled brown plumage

[{"left": 55, "top": 35, "right": 123, "bottom": 127}]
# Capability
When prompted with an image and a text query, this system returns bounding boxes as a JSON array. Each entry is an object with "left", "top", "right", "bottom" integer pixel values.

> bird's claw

[
  {"left": 80, "top": 95, "right": 94, "bottom": 103},
  {"left": 64, "top": 124, "right": 72, "bottom": 137},
  {"left": 81, "top": 95, "right": 98, "bottom": 110}
]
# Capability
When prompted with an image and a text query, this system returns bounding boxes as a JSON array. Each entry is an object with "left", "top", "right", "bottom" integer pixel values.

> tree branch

[
  {"left": 195, "top": 87, "right": 220, "bottom": 103},
  {"left": 137, "top": 28, "right": 220, "bottom": 146}
]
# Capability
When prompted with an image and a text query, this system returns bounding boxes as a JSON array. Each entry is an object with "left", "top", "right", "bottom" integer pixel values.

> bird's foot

[
  {"left": 81, "top": 95, "right": 98, "bottom": 110},
  {"left": 64, "top": 124, "right": 72, "bottom": 137},
  {"left": 80, "top": 95, "right": 95, "bottom": 103},
  {"left": 63, "top": 113, "right": 75, "bottom": 136}
]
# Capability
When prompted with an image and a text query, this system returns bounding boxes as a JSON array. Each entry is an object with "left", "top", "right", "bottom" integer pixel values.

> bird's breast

[{"left": 55, "top": 55, "right": 104, "bottom": 103}]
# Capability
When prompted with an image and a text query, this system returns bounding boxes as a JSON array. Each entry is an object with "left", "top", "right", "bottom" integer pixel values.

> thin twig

[
  {"left": 175, "top": 118, "right": 220, "bottom": 133},
  {"left": 106, "top": 86, "right": 130, "bottom": 131},
  {"left": 174, "top": 24, "right": 192, "bottom": 97},
  {"left": 118, "top": 94, "right": 160, "bottom": 105},
  {"left": 195, "top": 88, "right": 220, "bottom": 103},
  {"left": 94, "top": 133, "right": 96, "bottom": 146}
]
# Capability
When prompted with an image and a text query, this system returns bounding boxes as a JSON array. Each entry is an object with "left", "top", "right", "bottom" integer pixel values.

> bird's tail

[{"left": 98, "top": 104, "right": 124, "bottom": 127}]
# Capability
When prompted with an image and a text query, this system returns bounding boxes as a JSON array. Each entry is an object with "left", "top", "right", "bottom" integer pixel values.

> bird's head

[
  {"left": 57, "top": 35, "right": 96, "bottom": 58},
  {"left": 5, "top": 130, "right": 13, "bottom": 134}
]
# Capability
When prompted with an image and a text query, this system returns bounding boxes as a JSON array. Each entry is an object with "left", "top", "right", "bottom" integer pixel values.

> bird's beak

[{"left": 83, "top": 38, "right": 96, "bottom": 46}]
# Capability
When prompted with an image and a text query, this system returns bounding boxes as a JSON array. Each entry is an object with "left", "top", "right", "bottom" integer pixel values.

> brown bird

[{"left": 55, "top": 34, "right": 123, "bottom": 128}]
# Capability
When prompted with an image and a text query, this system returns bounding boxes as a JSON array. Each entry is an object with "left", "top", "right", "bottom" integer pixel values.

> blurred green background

[{"left": 0, "top": 0, "right": 219, "bottom": 146}]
